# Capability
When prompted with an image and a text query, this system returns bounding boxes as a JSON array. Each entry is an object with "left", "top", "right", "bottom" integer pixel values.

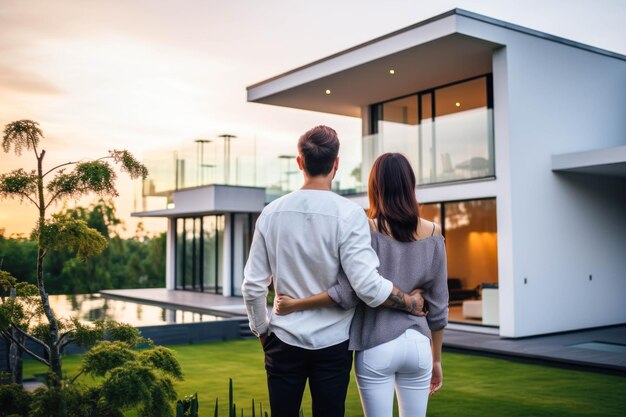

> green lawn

[{"left": 23, "top": 339, "right": 626, "bottom": 417}]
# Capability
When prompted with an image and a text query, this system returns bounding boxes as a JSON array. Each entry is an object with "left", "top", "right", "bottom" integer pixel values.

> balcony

[
  {"left": 141, "top": 132, "right": 365, "bottom": 206},
  {"left": 362, "top": 107, "right": 494, "bottom": 187},
  {"left": 143, "top": 75, "right": 494, "bottom": 208}
]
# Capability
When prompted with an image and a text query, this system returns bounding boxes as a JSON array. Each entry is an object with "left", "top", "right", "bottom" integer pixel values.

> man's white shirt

[{"left": 242, "top": 189, "right": 393, "bottom": 349}]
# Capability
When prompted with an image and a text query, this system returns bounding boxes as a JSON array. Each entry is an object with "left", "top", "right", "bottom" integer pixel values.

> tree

[
  {"left": 0, "top": 119, "right": 147, "bottom": 385},
  {"left": 0, "top": 318, "right": 183, "bottom": 417},
  {"left": 0, "top": 235, "right": 37, "bottom": 287},
  {"left": 0, "top": 205, "right": 167, "bottom": 296}
]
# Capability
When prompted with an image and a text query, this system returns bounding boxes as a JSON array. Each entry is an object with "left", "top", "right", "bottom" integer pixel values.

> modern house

[{"left": 135, "top": 9, "right": 626, "bottom": 338}]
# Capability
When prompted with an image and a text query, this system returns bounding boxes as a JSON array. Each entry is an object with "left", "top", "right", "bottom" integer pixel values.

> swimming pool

[{"left": 46, "top": 293, "right": 224, "bottom": 327}]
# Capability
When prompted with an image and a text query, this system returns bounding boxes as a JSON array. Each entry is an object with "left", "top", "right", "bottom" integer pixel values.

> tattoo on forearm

[
  {"left": 387, "top": 288, "right": 406, "bottom": 309},
  {"left": 387, "top": 288, "right": 420, "bottom": 314}
]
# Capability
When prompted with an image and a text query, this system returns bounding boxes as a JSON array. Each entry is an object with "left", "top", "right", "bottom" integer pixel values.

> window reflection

[
  {"left": 444, "top": 199, "right": 498, "bottom": 290},
  {"left": 203, "top": 216, "right": 217, "bottom": 292},
  {"left": 434, "top": 77, "right": 493, "bottom": 182},
  {"left": 419, "top": 203, "right": 441, "bottom": 225},
  {"left": 216, "top": 215, "right": 225, "bottom": 293},
  {"left": 176, "top": 218, "right": 185, "bottom": 289},
  {"left": 418, "top": 198, "right": 498, "bottom": 326},
  {"left": 175, "top": 215, "right": 225, "bottom": 293},
  {"left": 372, "top": 75, "right": 494, "bottom": 186},
  {"left": 379, "top": 96, "right": 419, "bottom": 175}
]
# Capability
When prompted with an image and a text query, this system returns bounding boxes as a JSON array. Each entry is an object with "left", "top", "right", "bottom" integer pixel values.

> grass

[{"left": 23, "top": 339, "right": 626, "bottom": 417}]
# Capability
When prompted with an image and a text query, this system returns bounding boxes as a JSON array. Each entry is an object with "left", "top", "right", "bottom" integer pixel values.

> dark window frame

[{"left": 173, "top": 214, "right": 225, "bottom": 294}]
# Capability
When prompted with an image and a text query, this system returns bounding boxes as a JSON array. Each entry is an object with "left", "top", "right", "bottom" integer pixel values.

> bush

[{"left": 0, "top": 383, "right": 32, "bottom": 417}]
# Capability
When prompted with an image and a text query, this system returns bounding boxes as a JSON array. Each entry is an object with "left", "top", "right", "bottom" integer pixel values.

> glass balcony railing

[
  {"left": 142, "top": 105, "right": 493, "bottom": 210},
  {"left": 142, "top": 135, "right": 258, "bottom": 200},
  {"left": 368, "top": 107, "right": 495, "bottom": 186},
  {"left": 141, "top": 132, "right": 366, "bottom": 206}
]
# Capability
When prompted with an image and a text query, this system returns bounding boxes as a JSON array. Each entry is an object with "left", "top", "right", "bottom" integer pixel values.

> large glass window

[
  {"left": 183, "top": 218, "right": 198, "bottom": 290},
  {"left": 371, "top": 75, "right": 494, "bottom": 186},
  {"left": 420, "top": 198, "right": 498, "bottom": 326},
  {"left": 433, "top": 77, "right": 493, "bottom": 182},
  {"left": 419, "top": 202, "right": 441, "bottom": 225},
  {"left": 203, "top": 216, "right": 217, "bottom": 293},
  {"left": 444, "top": 199, "right": 498, "bottom": 290},
  {"left": 216, "top": 215, "right": 225, "bottom": 293},
  {"left": 380, "top": 96, "right": 419, "bottom": 165},
  {"left": 176, "top": 218, "right": 185, "bottom": 288},
  {"left": 175, "top": 214, "right": 225, "bottom": 293}
]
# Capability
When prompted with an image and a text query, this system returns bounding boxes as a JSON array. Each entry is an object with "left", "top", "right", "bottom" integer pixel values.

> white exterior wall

[
  {"left": 173, "top": 185, "right": 265, "bottom": 214},
  {"left": 459, "top": 17, "right": 626, "bottom": 337},
  {"left": 490, "top": 45, "right": 516, "bottom": 337}
]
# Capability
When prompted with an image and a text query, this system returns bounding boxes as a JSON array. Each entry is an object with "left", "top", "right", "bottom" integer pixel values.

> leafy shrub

[{"left": 0, "top": 383, "right": 32, "bottom": 417}]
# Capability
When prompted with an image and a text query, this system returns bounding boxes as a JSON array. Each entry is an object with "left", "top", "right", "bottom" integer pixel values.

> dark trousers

[{"left": 263, "top": 333, "right": 353, "bottom": 417}]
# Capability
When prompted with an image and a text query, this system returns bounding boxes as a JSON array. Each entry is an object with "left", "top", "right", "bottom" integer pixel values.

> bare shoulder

[
  {"left": 367, "top": 217, "right": 377, "bottom": 231},
  {"left": 417, "top": 218, "right": 442, "bottom": 238}
]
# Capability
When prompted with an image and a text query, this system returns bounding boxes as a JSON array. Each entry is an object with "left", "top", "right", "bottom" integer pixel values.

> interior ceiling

[
  {"left": 253, "top": 34, "right": 499, "bottom": 118},
  {"left": 383, "top": 76, "right": 488, "bottom": 124}
]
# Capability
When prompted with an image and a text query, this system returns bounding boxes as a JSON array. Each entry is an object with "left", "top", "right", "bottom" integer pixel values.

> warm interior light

[
  {"left": 325, "top": 89, "right": 331, "bottom": 95},
  {"left": 389, "top": 69, "right": 395, "bottom": 75},
  {"left": 455, "top": 102, "right": 461, "bottom": 107}
]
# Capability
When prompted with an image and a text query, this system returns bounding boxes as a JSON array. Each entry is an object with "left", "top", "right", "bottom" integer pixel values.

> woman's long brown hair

[{"left": 368, "top": 153, "right": 420, "bottom": 242}]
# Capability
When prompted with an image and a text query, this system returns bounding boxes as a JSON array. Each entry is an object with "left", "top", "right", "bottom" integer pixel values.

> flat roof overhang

[
  {"left": 247, "top": 25, "right": 499, "bottom": 117},
  {"left": 552, "top": 145, "right": 626, "bottom": 178},
  {"left": 247, "top": 10, "right": 499, "bottom": 117},
  {"left": 247, "top": 9, "right": 624, "bottom": 117},
  {"left": 132, "top": 184, "right": 266, "bottom": 218}
]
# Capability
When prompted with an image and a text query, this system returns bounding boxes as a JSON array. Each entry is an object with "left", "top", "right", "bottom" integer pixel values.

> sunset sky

[{"left": 1, "top": 0, "right": 624, "bottom": 237}]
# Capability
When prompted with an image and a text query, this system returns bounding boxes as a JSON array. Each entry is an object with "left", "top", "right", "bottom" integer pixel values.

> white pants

[{"left": 355, "top": 329, "right": 432, "bottom": 417}]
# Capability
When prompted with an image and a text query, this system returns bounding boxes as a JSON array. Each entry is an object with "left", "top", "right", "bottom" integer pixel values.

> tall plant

[{"left": 0, "top": 119, "right": 147, "bottom": 384}]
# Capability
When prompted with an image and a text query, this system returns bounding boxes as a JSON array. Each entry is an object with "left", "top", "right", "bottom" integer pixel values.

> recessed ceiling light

[
  {"left": 455, "top": 102, "right": 461, "bottom": 107},
  {"left": 325, "top": 89, "right": 331, "bottom": 95},
  {"left": 389, "top": 69, "right": 395, "bottom": 75}
]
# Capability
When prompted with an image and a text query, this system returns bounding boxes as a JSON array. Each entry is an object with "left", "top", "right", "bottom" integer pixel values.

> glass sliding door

[
  {"left": 216, "top": 215, "right": 224, "bottom": 294},
  {"left": 184, "top": 218, "right": 198, "bottom": 290},
  {"left": 174, "top": 214, "right": 225, "bottom": 294},
  {"left": 203, "top": 215, "right": 217, "bottom": 293},
  {"left": 419, "top": 202, "right": 441, "bottom": 226},
  {"left": 194, "top": 217, "right": 202, "bottom": 290},
  {"left": 444, "top": 199, "right": 498, "bottom": 291},
  {"left": 175, "top": 218, "right": 185, "bottom": 289},
  {"left": 418, "top": 198, "right": 498, "bottom": 326}
]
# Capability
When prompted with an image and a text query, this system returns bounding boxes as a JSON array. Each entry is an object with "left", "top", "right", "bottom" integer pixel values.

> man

[{"left": 242, "top": 125, "right": 424, "bottom": 417}]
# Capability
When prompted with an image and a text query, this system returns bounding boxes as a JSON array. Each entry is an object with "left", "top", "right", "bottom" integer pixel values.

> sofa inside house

[{"left": 447, "top": 278, "right": 479, "bottom": 304}]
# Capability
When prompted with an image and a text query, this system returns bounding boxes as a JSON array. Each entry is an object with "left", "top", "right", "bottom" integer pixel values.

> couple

[{"left": 242, "top": 125, "right": 448, "bottom": 417}]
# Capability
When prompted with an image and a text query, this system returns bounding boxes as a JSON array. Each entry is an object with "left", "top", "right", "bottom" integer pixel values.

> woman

[{"left": 275, "top": 153, "right": 448, "bottom": 417}]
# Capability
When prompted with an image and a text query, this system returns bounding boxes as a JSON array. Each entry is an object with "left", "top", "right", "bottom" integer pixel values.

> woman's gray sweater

[{"left": 328, "top": 232, "right": 449, "bottom": 351}]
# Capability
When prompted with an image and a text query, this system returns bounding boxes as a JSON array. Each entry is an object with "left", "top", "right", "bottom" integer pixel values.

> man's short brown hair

[{"left": 297, "top": 125, "right": 340, "bottom": 177}]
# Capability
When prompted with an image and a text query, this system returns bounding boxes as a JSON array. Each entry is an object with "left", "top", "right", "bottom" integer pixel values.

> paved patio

[
  {"left": 445, "top": 325, "right": 626, "bottom": 374},
  {"left": 100, "top": 288, "right": 625, "bottom": 373}
]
